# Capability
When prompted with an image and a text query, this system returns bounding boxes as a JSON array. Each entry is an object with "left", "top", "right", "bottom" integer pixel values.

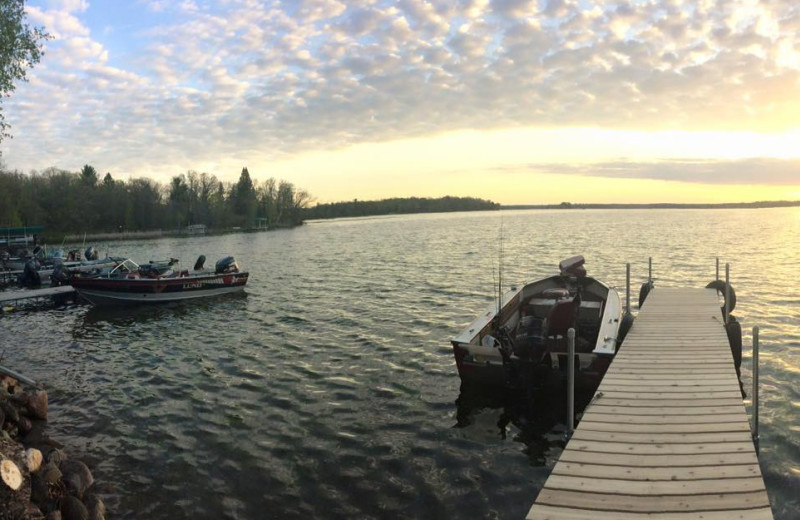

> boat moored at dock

[
  {"left": 70, "top": 256, "right": 248, "bottom": 306},
  {"left": 451, "top": 256, "right": 623, "bottom": 388}
]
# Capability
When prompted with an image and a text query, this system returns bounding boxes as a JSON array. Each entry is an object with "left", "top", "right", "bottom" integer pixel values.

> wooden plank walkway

[
  {"left": 527, "top": 287, "right": 773, "bottom": 520},
  {"left": 0, "top": 285, "right": 75, "bottom": 304}
]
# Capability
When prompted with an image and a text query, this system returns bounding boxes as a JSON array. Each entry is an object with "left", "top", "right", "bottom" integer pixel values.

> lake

[{"left": 2, "top": 208, "right": 798, "bottom": 519}]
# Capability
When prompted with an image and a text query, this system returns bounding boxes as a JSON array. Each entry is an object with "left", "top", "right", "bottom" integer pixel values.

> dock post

[
  {"left": 725, "top": 263, "right": 731, "bottom": 324},
  {"left": 753, "top": 326, "right": 760, "bottom": 454},
  {"left": 648, "top": 257, "right": 652, "bottom": 283},
  {"left": 567, "top": 328, "right": 575, "bottom": 437},
  {"left": 716, "top": 257, "right": 720, "bottom": 280},
  {"left": 626, "top": 263, "right": 631, "bottom": 314}
]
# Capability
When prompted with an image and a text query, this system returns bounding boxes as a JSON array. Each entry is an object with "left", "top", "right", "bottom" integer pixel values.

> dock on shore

[
  {"left": 526, "top": 287, "right": 773, "bottom": 520},
  {"left": 0, "top": 285, "right": 76, "bottom": 306}
]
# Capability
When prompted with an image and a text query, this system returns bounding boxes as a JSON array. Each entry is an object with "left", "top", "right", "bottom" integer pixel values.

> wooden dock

[
  {"left": 0, "top": 285, "right": 75, "bottom": 305},
  {"left": 527, "top": 287, "right": 773, "bottom": 520}
]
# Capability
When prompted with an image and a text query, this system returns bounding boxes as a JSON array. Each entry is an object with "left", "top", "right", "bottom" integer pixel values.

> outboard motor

[
  {"left": 194, "top": 255, "right": 206, "bottom": 271},
  {"left": 19, "top": 259, "right": 41, "bottom": 287},
  {"left": 85, "top": 246, "right": 99, "bottom": 261},
  {"left": 50, "top": 259, "right": 70, "bottom": 287},
  {"left": 215, "top": 256, "right": 239, "bottom": 274},
  {"left": 559, "top": 255, "right": 587, "bottom": 278}
]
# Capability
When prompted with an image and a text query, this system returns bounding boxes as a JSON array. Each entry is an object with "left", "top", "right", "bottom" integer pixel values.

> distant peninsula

[
  {"left": 502, "top": 200, "right": 800, "bottom": 210},
  {"left": 303, "top": 197, "right": 800, "bottom": 221},
  {"left": 304, "top": 196, "right": 500, "bottom": 220}
]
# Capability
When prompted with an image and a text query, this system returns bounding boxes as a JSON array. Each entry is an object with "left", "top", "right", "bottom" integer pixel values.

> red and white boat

[{"left": 70, "top": 256, "right": 248, "bottom": 306}]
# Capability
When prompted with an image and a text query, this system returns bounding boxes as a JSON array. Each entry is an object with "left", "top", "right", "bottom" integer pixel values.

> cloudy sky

[{"left": 2, "top": 0, "right": 800, "bottom": 203}]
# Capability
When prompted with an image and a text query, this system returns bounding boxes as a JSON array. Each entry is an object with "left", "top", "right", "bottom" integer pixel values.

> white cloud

[{"left": 4, "top": 0, "right": 800, "bottom": 184}]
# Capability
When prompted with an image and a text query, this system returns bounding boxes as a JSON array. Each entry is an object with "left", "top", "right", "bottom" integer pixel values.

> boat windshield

[{"left": 109, "top": 258, "right": 140, "bottom": 276}]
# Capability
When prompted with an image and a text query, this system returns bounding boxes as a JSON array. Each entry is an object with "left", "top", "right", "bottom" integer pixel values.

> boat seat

[{"left": 546, "top": 299, "right": 577, "bottom": 337}]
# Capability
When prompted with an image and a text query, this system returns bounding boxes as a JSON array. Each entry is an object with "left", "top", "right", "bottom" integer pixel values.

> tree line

[
  {"left": 303, "top": 196, "right": 500, "bottom": 220},
  {"left": 0, "top": 165, "right": 312, "bottom": 235}
]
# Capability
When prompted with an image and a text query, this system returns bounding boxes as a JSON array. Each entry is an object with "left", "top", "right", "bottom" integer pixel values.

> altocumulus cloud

[{"left": 3, "top": 0, "right": 800, "bottom": 179}]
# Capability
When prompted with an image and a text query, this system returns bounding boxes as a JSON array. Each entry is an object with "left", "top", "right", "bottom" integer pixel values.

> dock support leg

[
  {"left": 626, "top": 263, "right": 631, "bottom": 314},
  {"left": 753, "top": 326, "right": 760, "bottom": 454},
  {"left": 716, "top": 257, "right": 720, "bottom": 281},
  {"left": 567, "top": 328, "right": 575, "bottom": 437},
  {"left": 725, "top": 263, "right": 730, "bottom": 324}
]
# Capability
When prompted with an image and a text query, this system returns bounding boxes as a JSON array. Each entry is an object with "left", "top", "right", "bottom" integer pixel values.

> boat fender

[
  {"left": 617, "top": 312, "right": 635, "bottom": 350},
  {"left": 194, "top": 255, "right": 206, "bottom": 271},
  {"left": 705, "top": 280, "right": 736, "bottom": 314},
  {"left": 639, "top": 281, "right": 654, "bottom": 308},
  {"left": 725, "top": 316, "right": 743, "bottom": 373}
]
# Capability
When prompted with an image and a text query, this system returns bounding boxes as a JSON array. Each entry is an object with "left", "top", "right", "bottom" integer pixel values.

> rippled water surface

[{"left": 2, "top": 208, "right": 799, "bottom": 519}]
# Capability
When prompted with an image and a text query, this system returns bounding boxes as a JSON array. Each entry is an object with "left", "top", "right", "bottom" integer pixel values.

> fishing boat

[
  {"left": 451, "top": 256, "right": 625, "bottom": 388},
  {"left": 69, "top": 256, "right": 248, "bottom": 306}
]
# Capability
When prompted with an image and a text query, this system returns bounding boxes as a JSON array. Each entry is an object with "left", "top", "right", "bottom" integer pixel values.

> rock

[
  {"left": 1, "top": 401, "right": 19, "bottom": 424},
  {"left": 26, "top": 391, "right": 48, "bottom": 421},
  {"left": 26, "top": 502, "right": 46, "bottom": 520},
  {"left": 17, "top": 416, "right": 33, "bottom": 435},
  {"left": 3, "top": 423, "right": 18, "bottom": 439},
  {"left": 84, "top": 494, "right": 106, "bottom": 520},
  {"left": 39, "top": 463, "right": 62, "bottom": 485},
  {"left": 0, "top": 375, "right": 20, "bottom": 394},
  {"left": 25, "top": 425, "right": 63, "bottom": 452},
  {"left": 60, "top": 460, "right": 93, "bottom": 498},
  {"left": 26, "top": 448, "right": 43, "bottom": 473},
  {"left": 45, "top": 511, "right": 62, "bottom": 520},
  {"left": 0, "top": 406, "right": 4, "bottom": 429},
  {"left": 1, "top": 458, "right": 22, "bottom": 490},
  {"left": 30, "top": 473, "right": 50, "bottom": 503},
  {"left": 46, "top": 449, "right": 67, "bottom": 467},
  {"left": 60, "top": 495, "right": 89, "bottom": 520}
]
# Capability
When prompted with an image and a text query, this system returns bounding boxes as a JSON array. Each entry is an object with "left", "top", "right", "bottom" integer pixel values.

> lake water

[{"left": 2, "top": 208, "right": 799, "bottom": 519}]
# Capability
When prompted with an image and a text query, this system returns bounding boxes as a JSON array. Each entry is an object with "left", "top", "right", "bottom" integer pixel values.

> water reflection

[
  {"left": 78, "top": 292, "right": 248, "bottom": 327},
  {"left": 454, "top": 380, "right": 596, "bottom": 465}
]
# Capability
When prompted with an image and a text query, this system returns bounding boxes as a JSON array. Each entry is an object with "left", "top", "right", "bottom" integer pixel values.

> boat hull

[{"left": 71, "top": 272, "right": 249, "bottom": 306}]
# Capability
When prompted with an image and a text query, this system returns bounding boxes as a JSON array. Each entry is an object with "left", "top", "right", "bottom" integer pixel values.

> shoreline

[
  {"left": 0, "top": 370, "right": 107, "bottom": 519},
  {"left": 38, "top": 224, "right": 301, "bottom": 246}
]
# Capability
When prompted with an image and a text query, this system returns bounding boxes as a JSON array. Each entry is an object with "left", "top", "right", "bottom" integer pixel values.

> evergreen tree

[{"left": 80, "top": 164, "right": 98, "bottom": 186}]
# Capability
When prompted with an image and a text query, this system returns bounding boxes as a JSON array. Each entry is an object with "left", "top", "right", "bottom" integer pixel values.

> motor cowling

[
  {"left": 20, "top": 259, "right": 41, "bottom": 287},
  {"left": 559, "top": 255, "right": 587, "bottom": 278},
  {"left": 215, "top": 256, "right": 239, "bottom": 274},
  {"left": 50, "top": 259, "right": 70, "bottom": 286},
  {"left": 85, "top": 246, "right": 99, "bottom": 261}
]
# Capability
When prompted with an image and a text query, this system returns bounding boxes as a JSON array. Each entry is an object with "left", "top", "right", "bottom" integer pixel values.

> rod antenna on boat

[{"left": 497, "top": 218, "right": 504, "bottom": 317}]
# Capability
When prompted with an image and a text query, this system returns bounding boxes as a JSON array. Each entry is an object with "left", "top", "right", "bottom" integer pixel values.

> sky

[{"left": 1, "top": 0, "right": 800, "bottom": 204}]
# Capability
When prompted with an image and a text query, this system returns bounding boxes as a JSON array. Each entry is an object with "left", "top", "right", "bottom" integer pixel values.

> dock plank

[
  {"left": 0, "top": 285, "right": 75, "bottom": 304},
  {"left": 526, "top": 287, "right": 773, "bottom": 519}
]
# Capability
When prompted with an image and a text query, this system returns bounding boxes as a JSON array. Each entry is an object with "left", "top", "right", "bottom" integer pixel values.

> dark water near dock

[{"left": 2, "top": 208, "right": 799, "bottom": 519}]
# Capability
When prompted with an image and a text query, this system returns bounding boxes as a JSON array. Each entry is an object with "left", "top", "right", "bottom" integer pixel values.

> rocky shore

[{"left": 1, "top": 373, "right": 106, "bottom": 520}]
